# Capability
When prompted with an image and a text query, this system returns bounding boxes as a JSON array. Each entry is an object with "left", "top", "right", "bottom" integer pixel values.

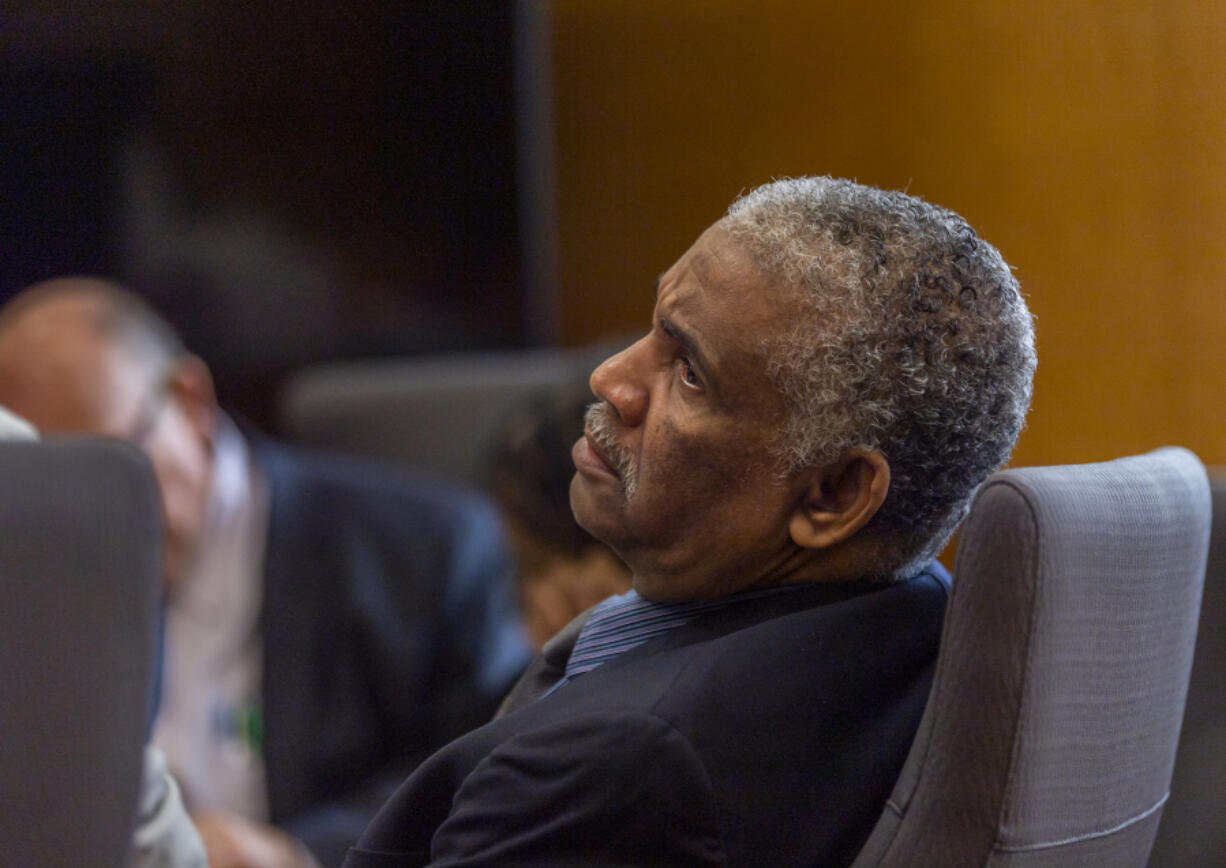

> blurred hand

[{"left": 192, "top": 812, "right": 319, "bottom": 868}]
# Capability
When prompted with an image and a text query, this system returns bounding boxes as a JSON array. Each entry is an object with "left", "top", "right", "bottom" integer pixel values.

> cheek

[
  {"left": 155, "top": 458, "right": 196, "bottom": 526},
  {"left": 640, "top": 420, "right": 752, "bottom": 502},
  {"left": 145, "top": 429, "right": 210, "bottom": 541},
  {"left": 635, "top": 418, "right": 789, "bottom": 551},
  {"left": 146, "top": 457, "right": 189, "bottom": 550}
]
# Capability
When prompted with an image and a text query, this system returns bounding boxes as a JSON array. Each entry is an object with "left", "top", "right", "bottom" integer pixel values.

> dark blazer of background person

[{"left": 252, "top": 438, "right": 533, "bottom": 866}]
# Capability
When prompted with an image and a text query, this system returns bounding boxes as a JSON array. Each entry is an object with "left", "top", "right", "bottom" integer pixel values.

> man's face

[
  {"left": 570, "top": 223, "right": 806, "bottom": 602},
  {"left": 0, "top": 301, "right": 212, "bottom": 589}
]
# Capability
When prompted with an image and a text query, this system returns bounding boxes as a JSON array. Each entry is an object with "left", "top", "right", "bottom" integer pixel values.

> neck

[{"left": 630, "top": 539, "right": 878, "bottom": 604}]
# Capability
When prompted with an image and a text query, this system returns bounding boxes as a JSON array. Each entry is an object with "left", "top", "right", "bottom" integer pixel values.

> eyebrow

[
  {"left": 653, "top": 271, "right": 722, "bottom": 396},
  {"left": 657, "top": 314, "right": 718, "bottom": 394}
]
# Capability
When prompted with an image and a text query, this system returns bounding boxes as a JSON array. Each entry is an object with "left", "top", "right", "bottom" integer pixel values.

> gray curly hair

[{"left": 723, "top": 177, "right": 1036, "bottom": 579}]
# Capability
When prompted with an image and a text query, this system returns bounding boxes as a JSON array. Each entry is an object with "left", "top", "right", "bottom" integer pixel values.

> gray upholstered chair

[
  {"left": 278, "top": 349, "right": 602, "bottom": 487},
  {"left": 277, "top": 345, "right": 622, "bottom": 492},
  {"left": 0, "top": 438, "right": 162, "bottom": 867},
  {"left": 851, "top": 447, "right": 1211, "bottom": 868},
  {"left": 1147, "top": 470, "right": 1226, "bottom": 867}
]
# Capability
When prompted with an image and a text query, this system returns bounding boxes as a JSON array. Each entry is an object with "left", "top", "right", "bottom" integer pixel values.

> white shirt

[
  {"left": 152, "top": 415, "right": 271, "bottom": 819},
  {"left": 0, "top": 405, "right": 37, "bottom": 440},
  {"left": 129, "top": 746, "right": 208, "bottom": 868}
]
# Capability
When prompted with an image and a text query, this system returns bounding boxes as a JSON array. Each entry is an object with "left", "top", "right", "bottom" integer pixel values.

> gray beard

[{"left": 584, "top": 402, "right": 639, "bottom": 501}]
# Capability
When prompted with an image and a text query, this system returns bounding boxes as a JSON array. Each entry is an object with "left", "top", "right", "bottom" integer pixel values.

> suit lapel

[{"left": 495, "top": 608, "right": 593, "bottom": 717}]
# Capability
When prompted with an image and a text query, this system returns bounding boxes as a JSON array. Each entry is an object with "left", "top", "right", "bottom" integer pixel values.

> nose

[{"left": 590, "top": 336, "right": 650, "bottom": 428}]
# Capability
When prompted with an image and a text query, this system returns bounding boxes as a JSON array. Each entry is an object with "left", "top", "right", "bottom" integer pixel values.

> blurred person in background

[
  {"left": 0, "top": 278, "right": 533, "bottom": 868},
  {"left": 484, "top": 383, "right": 632, "bottom": 649}
]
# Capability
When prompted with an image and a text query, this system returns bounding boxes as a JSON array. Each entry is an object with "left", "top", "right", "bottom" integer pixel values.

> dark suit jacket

[
  {"left": 343, "top": 563, "right": 951, "bottom": 867},
  {"left": 250, "top": 440, "right": 534, "bottom": 867}
]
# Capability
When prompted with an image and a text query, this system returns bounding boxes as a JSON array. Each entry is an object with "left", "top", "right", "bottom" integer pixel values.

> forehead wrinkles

[{"left": 664, "top": 235, "right": 795, "bottom": 431}]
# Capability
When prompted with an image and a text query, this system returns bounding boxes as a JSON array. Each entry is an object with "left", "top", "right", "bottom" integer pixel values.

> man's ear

[
  {"left": 167, "top": 354, "right": 217, "bottom": 440},
  {"left": 788, "top": 450, "right": 890, "bottom": 550}
]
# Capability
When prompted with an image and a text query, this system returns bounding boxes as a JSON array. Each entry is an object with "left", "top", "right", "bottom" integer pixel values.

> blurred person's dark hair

[
  {"left": 484, "top": 381, "right": 631, "bottom": 647},
  {"left": 486, "top": 383, "right": 596, "bottom": 559}
]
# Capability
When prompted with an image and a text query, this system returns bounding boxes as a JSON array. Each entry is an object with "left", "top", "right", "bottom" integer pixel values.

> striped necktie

[{"left": 562, "top": 585, "right": 796, "bottom": 684}]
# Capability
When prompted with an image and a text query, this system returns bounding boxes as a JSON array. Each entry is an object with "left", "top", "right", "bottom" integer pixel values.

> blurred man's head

[
  {"left": 571, "top": 177, "right": 1035, "bottom": 602},
  {"left": 0, "top": 278, "right": 216, "bottom": 587}
]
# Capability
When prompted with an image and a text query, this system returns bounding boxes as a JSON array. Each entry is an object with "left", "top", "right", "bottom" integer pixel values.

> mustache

[{"left": 584, "top": 402, "right": 638, "bottom": 499}]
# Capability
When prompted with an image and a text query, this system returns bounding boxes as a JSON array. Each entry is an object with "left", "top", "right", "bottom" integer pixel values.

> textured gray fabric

[
  {"left": 851, "top": 447, "right": 1211, "bottom": 868},
  {"left": 279, "top": 349, "right": 598, "bottom": 487},
  {"left": 0, "top": 438, "right": 162, "bottom": 867},
  {"left": 1148, "top": 471, "right": 1226, "bottom": 867},
  {"left": 990, "top": 809, "right": 1165, "bottom": 868}
]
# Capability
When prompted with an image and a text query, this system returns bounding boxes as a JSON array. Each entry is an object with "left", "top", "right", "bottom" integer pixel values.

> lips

[
  {"left": 586, "top": 430, "right": 619, "bottom": 474},
  {"left": 576, "top": 402, "right": 639, "bottom": 500},
  {"left": 573, "top": 431, "right": 619, "bottom": 479}
]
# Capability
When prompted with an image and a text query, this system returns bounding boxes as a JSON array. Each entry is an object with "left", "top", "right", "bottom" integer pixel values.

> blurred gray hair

[
  {"left": 0, "top": 278, "right": 187, "bottom": 389},
  {"left": 723, "top": 177, "right": 1036, "bottom": 579}
]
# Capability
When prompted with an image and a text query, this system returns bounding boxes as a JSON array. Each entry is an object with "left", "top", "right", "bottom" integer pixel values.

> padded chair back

[
  {"left": 0, "top": 438, "right": 162, "bottom": 867},
  {"left": 279, "top": 348, "right": 607, "bottom": 487},
  {"left": 851, "top": 447, "right": 1211, "bottom": 868},
  {"left": 1147, "top": 470, "right": 1226, "bottom": 866}
]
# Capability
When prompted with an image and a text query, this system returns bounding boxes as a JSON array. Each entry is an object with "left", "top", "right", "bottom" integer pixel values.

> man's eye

[{"left": 679, "top": 355, "right": 702, "bottom": 389}]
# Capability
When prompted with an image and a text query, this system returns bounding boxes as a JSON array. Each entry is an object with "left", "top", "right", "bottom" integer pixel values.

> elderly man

[
  {"left": 344, "top": 177, "right": 1036, "bottom": 867},
  {"left": 0, "top": 280, "right": 533, "bottom": 868}
]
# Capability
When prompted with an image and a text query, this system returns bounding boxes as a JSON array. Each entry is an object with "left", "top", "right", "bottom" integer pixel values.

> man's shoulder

[
  {"left": 508, "top": 565, "right": 950, "bottom": 724},
  {"left": 572, "top": 567, "right": 948, "bottom": 861},
  {"left": 640, "top": 565, "right": 951, "bottom": 679},
  {"left": 393, "top": 567, "right": 949, "bottom": 867}
]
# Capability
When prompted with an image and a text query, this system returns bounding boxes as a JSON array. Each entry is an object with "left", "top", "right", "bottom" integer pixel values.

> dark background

[{"left": 0, "top": 1, "right": 555, "bottom": 430}]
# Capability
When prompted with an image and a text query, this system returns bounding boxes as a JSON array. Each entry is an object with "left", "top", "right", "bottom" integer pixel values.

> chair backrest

[
  {"left": 851, "top": 447, "right": 1211, "bottom": 868},
  {"left": 1146, "top": 470, "right": 1226, "bottom": 866},
  {"left": 0, "top": 438, "right": 162, "bottom": 867},
  {"left": 278, "top": 348, "right": 606, "bottom": 487}
]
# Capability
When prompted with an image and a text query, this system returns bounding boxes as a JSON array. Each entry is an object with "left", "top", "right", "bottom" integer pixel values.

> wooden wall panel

[{"left": 551, "top": 0, "right": 1226, "bottom": 467}]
